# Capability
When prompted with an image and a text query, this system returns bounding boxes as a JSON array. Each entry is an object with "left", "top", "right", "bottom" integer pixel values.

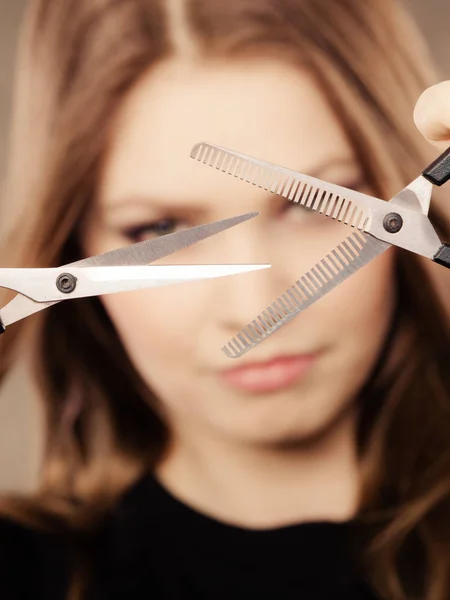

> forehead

[{"left": 99, "top": 57, "right": 354, "bottom": 204}]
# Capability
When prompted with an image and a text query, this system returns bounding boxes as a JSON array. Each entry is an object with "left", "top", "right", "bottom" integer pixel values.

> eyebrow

[
  {"left": 104, "top": 156, "right": 360, "bottom": 212},
  {"left": 307, "top": 156, "right": 360, "bottom": 179},
  {"left": 103, "top": 197, "right": 207, "bottom": 216}
]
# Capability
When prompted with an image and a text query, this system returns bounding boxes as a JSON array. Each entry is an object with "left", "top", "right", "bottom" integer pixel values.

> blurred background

[{"left": 0, "top": 0, "right": 449, "bottom": 492}]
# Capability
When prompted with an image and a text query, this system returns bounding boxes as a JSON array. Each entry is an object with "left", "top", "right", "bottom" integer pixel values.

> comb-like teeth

[
  {"left": 221, "top": 231, "right": 390, "bottom": 358},
  {"left": 191, "top": 142, "right": 371, "bottom": 231}
]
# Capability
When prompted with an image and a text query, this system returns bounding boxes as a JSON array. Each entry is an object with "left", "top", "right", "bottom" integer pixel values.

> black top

[{"left": 0, "top": 472, "right": 379, "bottom": 599}]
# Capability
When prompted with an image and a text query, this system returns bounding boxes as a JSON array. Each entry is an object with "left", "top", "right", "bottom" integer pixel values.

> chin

[
  {"left": 216, "top": 393, "right": 357, "bottom": 448},
  {"left": 223, "top": 413, "right": 339, "bottom": 447}
]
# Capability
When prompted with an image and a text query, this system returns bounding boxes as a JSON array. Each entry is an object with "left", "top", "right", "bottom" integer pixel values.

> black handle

[
  {"left": 0, "top": 317, "right": 5, "bottom": 335},
  {"left": 433, "top": 243, "right": 450, "bottom": 268},
  {"left": 423, "top": 147, "right": 450, "bottom": 186},
  {"left": 423, "top": 150, "right": 450, "bottom": 268}
]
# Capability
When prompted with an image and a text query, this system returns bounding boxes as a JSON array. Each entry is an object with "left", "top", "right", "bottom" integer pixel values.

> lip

[{"left": 219, "top": 353, "right": 318, "bottom": 394}]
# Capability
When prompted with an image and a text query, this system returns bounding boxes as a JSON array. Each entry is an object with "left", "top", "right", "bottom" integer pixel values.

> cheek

[
  {"left": 274, "top": 222, "right": 396, "bottom": 388},
  {"left": 100, "top": 282, "right": 212, "bottom": 378},
  {"left": 275, "top": 219, "right": 396, "bottom": 334},
  {"left": 331, "top": 253, "right": 394, "bottom": 347},
  {"left": 306, "top": 246, "right": 396, "bottom": 384}
]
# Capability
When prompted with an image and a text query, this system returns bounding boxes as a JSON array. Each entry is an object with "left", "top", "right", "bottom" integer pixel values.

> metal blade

[
  {"left": 389, "top": 175, "right": 432, "bottom": 215},
  {"left": 191, "top": 142, "right": 376, "bottom": 230},
  {"left": 68, "top": 212, "right": 259, "bottom": 267},
  {"left": 1, "top": 264, "right": 270, "bottom": 303},
  {"left": 221, "top": 232, "right": 390, "bottom": 359},
  {"left": 191, "top": 143, "right": 442, "bottom": 259},
  {"left": 0, "top": 213, "right": 259, "bottom": 326},
  {"left": 0, "top": 293, "right": 45, "bottom": 327}
]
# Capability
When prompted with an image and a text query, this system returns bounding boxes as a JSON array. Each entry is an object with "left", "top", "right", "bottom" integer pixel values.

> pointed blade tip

[
  {"left": 229, "top": 211, "right": 259, "bottom": 225},
  {"left": 227, "top": 263, "right": 271, "bottom": 275},
  {"left": 241, "top": 263, "right": 271, "bottom": 272},
  {"left": 190, "top": 141, "right": 209, "bottom": 159},
  {"left": 221, "top": 345, "right": 243, "bottom": 359},
  {"left": 190, "top": 143, "right": 200, "bottom": 159},
  {"left": 189, "top": 263, "right": 270, "bottom": 280}
]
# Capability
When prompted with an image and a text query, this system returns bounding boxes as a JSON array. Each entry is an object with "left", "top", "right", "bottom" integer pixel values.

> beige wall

[{"left": 0, "top": 0, "right": 449, "bottom": 492}]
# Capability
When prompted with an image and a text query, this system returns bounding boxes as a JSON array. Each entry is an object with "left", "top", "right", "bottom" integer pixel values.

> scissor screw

[
  {"left": 383, "top": 212, "right": 403, "bottom": 234},
  {"left": 56, "top": 273, "right": 77, "bottom": 294}
]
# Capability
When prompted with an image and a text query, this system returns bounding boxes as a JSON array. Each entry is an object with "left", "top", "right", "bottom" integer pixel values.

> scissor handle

[
  {"left": 433, "top": 243, "right": 450, "bottom": 268},
  {"left": 423, "top": 147, "right": 450, "bottom": 267},
  {"left": 423, "top": 146, "right": 450, "bottom": 186}
]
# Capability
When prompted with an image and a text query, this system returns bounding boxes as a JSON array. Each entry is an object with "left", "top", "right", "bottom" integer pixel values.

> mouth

[{"left": 219, "top": 353, "right": 319, "bottom": 394}]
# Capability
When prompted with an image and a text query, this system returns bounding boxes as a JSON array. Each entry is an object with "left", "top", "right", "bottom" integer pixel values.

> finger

[{"left": 413, "top": 81, "right": 450, "bottom": 150}]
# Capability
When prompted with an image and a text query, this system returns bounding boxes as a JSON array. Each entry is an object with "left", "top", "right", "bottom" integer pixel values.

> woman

[{"left": 0, "top": 0, "right": 449, "bottom": 599}]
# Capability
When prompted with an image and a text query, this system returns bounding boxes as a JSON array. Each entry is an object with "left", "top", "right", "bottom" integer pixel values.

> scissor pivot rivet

[
  {"left": 56, "top": 273, "right": 77, "bottom": 294},
  {"left": 383, "top": 212, "right": 403, "bottom": 234}
]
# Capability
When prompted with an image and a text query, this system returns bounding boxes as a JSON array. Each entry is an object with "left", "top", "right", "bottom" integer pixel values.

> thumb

[{"left": 414, "top": 81, "right": 450, "bottom": 151}]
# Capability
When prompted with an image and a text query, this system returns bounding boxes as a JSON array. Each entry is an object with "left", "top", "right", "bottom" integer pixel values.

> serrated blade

[
  {"left": 190, "top": 143, "right": 443, "bottom": 260},
  {"left": 191, "top": 142, "right": 374, "bottom": 231},
  {"left": 221, "top": 231, "right": 390, "bottom": 359}
]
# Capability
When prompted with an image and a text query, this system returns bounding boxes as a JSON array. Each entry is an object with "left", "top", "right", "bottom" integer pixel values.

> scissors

[
  {"left": 190, "top": 141, "right": 450, "bottom": 358},
  {"left": 0, "top": 213, "right": 269, "bottom": 334}
]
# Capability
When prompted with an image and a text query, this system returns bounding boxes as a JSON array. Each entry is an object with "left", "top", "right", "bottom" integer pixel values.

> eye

[{"left": 123, "top": 218, "right": 186, "bottom": 242}]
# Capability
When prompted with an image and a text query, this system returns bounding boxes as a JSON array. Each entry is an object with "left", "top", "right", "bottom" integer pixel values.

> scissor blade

[
  {"left": 191, "top": 142, "right": 442, "bottom": 260},
  {"left": 0, "top": 213, "right": 259, "bottom": 326},
  {"left": 1, "top": 264, "right": 270, "bottom": 306},
  {"left": 68, "top": 212, "right": 259, "bottom": 268},
  {"left": 221, "top": 232, "right": 389, "bottom": 359},
  {"left": 387, "top": 176, "right": 442, "bottom": 258},
  {"left": 191, "top": 142, "right": 377, "bottom": 229},
  {"left": 389, "top": 175, "right": 432, "bottom": 215}
]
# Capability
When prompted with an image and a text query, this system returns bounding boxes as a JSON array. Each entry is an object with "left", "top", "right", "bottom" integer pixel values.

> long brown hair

[{"left": 0, "top": 0, "right": 449, "bottom": 598}]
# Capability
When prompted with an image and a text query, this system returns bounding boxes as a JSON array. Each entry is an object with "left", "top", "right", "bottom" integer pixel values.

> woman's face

[{"left": 82, "top": 57, "right": 395, "bottom": 446}]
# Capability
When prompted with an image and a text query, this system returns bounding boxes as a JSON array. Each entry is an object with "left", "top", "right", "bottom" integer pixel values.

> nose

[{"left": 207, "top": 223, "right": 283, "bottom": 332}]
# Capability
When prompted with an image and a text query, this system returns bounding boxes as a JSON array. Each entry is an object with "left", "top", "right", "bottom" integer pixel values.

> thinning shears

[
  {"left": 191, "top": 142, "right": 450, "bottom": 358},
  {"left": 0, "top": 213, "right": 269, "bottom": 334}
]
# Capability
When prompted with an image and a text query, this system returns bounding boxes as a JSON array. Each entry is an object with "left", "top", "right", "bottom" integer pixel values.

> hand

[{"left": 414, "top": 81, "right": 450, "bottom": 150}]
